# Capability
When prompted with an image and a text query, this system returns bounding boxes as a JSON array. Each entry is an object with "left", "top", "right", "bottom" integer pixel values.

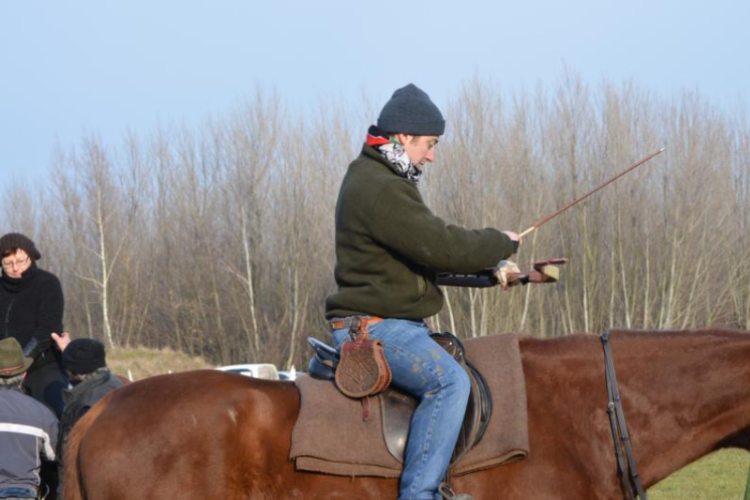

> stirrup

[{"left": 439, "top": 482, "right": 475, "bottom": 500}]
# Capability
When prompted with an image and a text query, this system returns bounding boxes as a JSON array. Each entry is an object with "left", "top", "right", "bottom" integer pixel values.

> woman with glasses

[{"left": 0, "top": 232, "right": 67, "bottom": 418}]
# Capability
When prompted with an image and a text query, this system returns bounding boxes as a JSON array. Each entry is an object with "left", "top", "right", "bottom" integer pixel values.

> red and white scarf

[{"left": 366, "top": 126, "right": 423, "bottom": 184}]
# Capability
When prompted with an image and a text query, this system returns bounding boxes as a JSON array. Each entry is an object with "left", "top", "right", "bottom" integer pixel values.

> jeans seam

[
  {"left": 370, "top": 323, "right": 447, "bottom": 381},
  {"left": 356, "top": 319, "right": 463, "bottom": 500},
  {"left": 408, "top": 382, "right": 444, "bottom": 498},
  {"left": 384, "top": 342, "right": 443, "bottom": 378}
]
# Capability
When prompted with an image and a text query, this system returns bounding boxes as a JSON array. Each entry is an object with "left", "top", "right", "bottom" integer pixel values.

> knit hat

[
  {"left": 377, "top": 83, "right": 445, "bottom": 136},
  {"left": 0, "top": 338, "right": 33, "bottom": 378},
  {"left": 63, "top": 339, "right": 106, "bottom": 375},
  {"left": 0, "top": 233, "right": 41, "bottom": 260}
]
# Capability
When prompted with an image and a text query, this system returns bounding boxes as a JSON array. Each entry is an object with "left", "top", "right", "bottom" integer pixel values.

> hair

[
  {"left": 68, "top": 366, "right": 108, "bottom": 383},
  {"left": 0, "top": 374, "right": 25, "bottom": 391},
  {"left": 1, "top": 247, "right": 32, "bottom": 262},
  {"left": 387, "top": 132, "right": 425, "bottom": 144},
  {"left": 1, "top": 248, "right": 19, "bottom": 259}
]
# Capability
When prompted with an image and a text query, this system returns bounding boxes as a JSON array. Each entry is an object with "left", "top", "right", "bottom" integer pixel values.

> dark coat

[
  {"left": 0, "top": 264, "right": 64, "bottom": 370},
  {"left": 326, "top": 144, "right": 514, "bottom": 320},
  {"left": 57, "top": 368, "right": 123, "bottom": 497},
  {"left": 58, "top": 369, "right": 123, "bottom": 464}
]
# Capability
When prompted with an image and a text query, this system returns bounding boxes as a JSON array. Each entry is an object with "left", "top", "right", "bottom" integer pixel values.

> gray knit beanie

[{"left": 377, "top": 84, "right": 445, "bottom": 136}]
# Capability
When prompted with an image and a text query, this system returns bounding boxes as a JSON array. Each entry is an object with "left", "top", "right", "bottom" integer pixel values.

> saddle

[{"left": 307, "top": 332, "right": 492, "bottom": 465}]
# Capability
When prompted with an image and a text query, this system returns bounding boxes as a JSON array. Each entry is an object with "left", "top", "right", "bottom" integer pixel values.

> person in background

[
  {"left": 0, "top": 338, "right": 58, "bottom": 500},
  {"left": 325, "top": 83, "right": 520, "bottom": 500},
  {"left": 52, "top": 332, "right": 123, "bottom": 496},
  {"left": 0, "top": 233, "right": 67, "bottom": 418}
]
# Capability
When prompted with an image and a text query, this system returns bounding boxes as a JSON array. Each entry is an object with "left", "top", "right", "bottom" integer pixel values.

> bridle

[{"left": 601, "top": 331, "right": 648, "bottom": 500}]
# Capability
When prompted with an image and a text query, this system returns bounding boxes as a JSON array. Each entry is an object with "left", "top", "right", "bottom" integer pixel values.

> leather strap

[
  {"left": 601, "top": 331, "right": 648, "bottom": 500},
  {"left": 362, "top": 396, "right": 371, "bottom": 421},
  {"left": 330, "top": 316, "right": 384, "bottom": 331}
]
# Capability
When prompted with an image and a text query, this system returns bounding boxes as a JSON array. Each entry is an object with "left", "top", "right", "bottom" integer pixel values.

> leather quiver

[{"left": 335, "top": 332, "right": 392, "bottom": 398}]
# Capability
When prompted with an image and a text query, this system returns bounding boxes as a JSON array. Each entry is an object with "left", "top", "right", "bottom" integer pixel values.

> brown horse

[{"left": 63, "top": 329, "right": 750, "bottom": 499}]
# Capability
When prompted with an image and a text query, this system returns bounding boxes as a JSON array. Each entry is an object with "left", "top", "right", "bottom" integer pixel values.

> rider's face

[
  {"left": 1, "top": 249, "right": 31, "bottom": 279},
  {"left": 394, "top": 134, "right": 439, "bottom": 169}
]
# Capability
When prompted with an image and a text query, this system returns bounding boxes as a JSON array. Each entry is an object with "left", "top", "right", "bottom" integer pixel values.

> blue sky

[{"left": 1, "top": 0, "right": 748, "bottom": 182}]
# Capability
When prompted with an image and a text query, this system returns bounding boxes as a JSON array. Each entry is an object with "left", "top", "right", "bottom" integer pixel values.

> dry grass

[
  {"left": 649, "top": 449, "right": 750, "bottom": 499},
  {"left": 107, "top": 346, "right": 212, "bottom": 381}
]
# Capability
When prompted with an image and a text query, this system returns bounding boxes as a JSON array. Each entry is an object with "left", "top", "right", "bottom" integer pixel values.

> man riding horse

[{"left": 325, "top": 83, "right": 520, "bottom": 500}]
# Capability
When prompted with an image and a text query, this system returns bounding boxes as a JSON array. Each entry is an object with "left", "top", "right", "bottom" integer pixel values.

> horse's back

[
  {"left": 69, "top": 337, "right": 635, "bottom": 499},
  {"left": 77, "top": 370, "right": 300, "bottom": 500}
]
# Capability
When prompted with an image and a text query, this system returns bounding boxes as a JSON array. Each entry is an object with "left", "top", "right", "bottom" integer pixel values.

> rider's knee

[{"left": 445, "top": 363, "right": 471, "bottom": 399}]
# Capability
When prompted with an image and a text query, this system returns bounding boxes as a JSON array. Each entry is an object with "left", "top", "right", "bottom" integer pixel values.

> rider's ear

[{"left": 391, "top": 134, "right": 409, "bottom": 146}]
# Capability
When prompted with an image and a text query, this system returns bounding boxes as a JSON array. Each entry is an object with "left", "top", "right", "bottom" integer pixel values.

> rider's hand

[
  {"left": 51, "top": 332, "right": 72, "bottom": 352},
  {"left": 502, "top": 231, "right": 520, "bottom": 255},
  {"left": 494, "top": 260, "right": 521, "bottom": 290}
]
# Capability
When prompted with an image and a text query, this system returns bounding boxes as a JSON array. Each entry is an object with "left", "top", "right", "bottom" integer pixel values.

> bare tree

[{"left": 5, "top": 76, "right": 750, "bottom": 368}]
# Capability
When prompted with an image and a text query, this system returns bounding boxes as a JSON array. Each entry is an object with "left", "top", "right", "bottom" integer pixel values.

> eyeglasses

[{"left": 1, "top": 256, "right": 30, "bottom": 269}]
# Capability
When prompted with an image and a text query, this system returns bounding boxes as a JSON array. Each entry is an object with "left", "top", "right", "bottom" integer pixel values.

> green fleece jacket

[{"left": 325, "top": 144, "right": 515, "bottom": 320}]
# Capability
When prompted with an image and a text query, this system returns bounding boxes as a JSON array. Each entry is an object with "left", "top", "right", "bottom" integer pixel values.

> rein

[{"left": 601, "top": 331, "right": 648, "bottom": 500}]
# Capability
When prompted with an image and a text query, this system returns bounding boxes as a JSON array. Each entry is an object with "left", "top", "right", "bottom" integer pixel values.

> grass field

[
  {"left": 649, "top": 449, "right": 749, "bottom": 500},
  {"left": 107, "top": 345, "right": 211, "bottom": 381},
  {"left": 105, "top": 346, "right": 748, "bottom": 498}
]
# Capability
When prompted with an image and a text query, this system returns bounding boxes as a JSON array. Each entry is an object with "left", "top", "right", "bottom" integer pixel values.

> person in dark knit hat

[
  {"left": 52, "top": 333, "right": 123, "bottom": 497},
  {"left": 0, "top": 232, "right": 68, "bottom": 418},
  {"left": 0, "top": 338, "right": 59, "bottom": 500},
  {"left": 325, "top": 84, "right": 520, "bottom": 500}
]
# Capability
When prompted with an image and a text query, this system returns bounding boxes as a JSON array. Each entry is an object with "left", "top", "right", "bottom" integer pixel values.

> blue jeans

[
  {"left": 0, "top": 485, "right": 36, "bottom": 499},
  {"left": 333, "top": 319, "right": 471, "bottom": 500}
]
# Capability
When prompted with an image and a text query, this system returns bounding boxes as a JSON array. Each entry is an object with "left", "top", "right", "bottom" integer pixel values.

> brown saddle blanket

[{"left": 290, "top": 333, "right": 529, "bottom": 478}]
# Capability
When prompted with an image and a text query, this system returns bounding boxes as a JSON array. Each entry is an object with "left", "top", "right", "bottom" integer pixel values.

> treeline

[{"left": 3, "top": 75, "right": 749, "bottom": 368}]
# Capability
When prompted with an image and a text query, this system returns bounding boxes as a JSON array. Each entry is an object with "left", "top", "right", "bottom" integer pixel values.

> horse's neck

[{"left": 613, "top": 330, "right": 750, "bottom": 485}]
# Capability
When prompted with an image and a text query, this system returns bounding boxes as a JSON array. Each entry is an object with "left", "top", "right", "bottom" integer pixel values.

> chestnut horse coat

[{"left": 64, "top": 330, "right": 750, "bottom": 499}]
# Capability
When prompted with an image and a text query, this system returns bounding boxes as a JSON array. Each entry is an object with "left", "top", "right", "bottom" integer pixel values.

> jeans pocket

[{"left": 331, "top": 327, "right": 350, "bottom": 349}]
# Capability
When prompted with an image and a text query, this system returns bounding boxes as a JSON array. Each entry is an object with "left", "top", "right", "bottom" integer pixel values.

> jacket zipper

[{"left": 2, "top": 297, "right": 14, "bottom": 339}]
